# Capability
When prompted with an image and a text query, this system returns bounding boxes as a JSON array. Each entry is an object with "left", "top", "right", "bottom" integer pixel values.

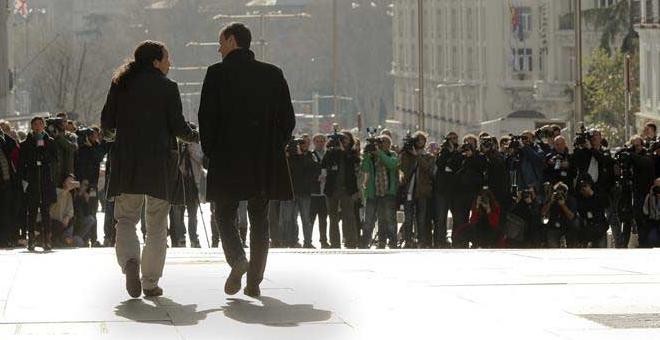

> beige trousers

[{"left": 114, "top": 194, "right": 170, "bottom": 290}]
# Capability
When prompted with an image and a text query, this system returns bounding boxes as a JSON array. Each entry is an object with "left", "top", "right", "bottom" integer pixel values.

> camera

[
  {"left": 46, "top": 117, "right": 66, "bottom": 136},
  {"left": 574, "top": 124, "right": 593, "bottom": 148},
  {"left": 479, "top": 136, "right": 493, "bottom": 150},
  {"left": 508, "top": 134, "right": 523, "bottom": 150},
  {"left": 520, "top": 189, "right": 534, "bottom": 201},
  {"left": 326, "top": 124, "right": 342, "bottom": 149},
  {"left": 534, "top": 126, "right": 553, "bottom": 141},
  {"left": 402, "top": 131, "right": 415, "bottom": 152},
  {"left": 75, "top": 127, "right": 94, "bottom": 145},
  {"left": 286, "top": 137, "right": 305, "bottom": 154},
  {"left": 364, "top": 127, "right": 382, "bottom": 153},
  {"left": 552, "top": 189, "right": 566, "bottom": 202},
  {"left": 654, "top": 186, "right": 660, "bottom": 195},
  {"left": 550, "top": 154, "right": 564, "bottom": 170}
]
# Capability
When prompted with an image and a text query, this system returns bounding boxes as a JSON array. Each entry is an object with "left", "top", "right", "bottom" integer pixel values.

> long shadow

[
  {"left": 114, "top": 297, "right": 222, "bottom": 326},
  {"left": 223, "top": 296, "right": 333, "bottom": 327}
]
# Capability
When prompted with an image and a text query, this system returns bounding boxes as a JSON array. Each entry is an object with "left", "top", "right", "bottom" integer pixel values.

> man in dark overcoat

[{"left": 198, "top": 22, "right": 295, "bottom": 298}]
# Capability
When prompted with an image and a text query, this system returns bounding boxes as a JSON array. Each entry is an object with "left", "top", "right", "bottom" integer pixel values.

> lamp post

[{"left": 573, "top": 0, "right": 583, "bottom": 136}]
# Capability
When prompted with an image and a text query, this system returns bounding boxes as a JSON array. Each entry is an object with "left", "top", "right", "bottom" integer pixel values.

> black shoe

[
  {"left": 244, "top": 285, "right": 261, "bottom": 298},
  {"left": 211, "top": 241, "right": 219, "bottom": 248},
  {"left": 191, "top": 240, "right": 201, "bottom": 248},
  {"left": 143, "top": 286, "right": 163, "bottom": 297},
  {"left": 124, "top": 259, "right": 142, "bottom": 298},
  {"left": 225, "top": 259, "right": 249, "bottom": 295},
  {"left": 290, "top": 243, "right": 302, "bottom": 249},
  {"left": 320, "top": 241, "right": 331, "bottom": 249},
  {"left": 303, "top": 243, "right": 316, "bottom": 249},
  {"left": 91, "top": 241, "right": 103, "bottom": 248},
  {"left": 376, "top": 242, "right": 386, "bottom": 249}
]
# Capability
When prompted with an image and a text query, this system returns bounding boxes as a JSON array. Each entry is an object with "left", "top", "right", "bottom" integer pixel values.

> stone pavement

[{"left": 1, "top": 248, "right": 660, "bottom": 339}]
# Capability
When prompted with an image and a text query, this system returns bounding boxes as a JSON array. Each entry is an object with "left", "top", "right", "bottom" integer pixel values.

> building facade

[
  {"left": 392, "top": 0, "right": 620, "bottom": 139},
  {"left": 637, "top": 0, "right": 660, "bottom": 124}
]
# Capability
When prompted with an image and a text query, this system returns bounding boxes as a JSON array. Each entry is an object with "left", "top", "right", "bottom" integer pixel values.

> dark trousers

[
  {"left": 88, "top": 194, "right": 99, "bottom": 243},
  {"left": 27, "top": 201, "right": 52, "bottom": 245},
  {"left": 326, "top": 193, "right": 356, "bottom": 248},
  {"left": 210, "top": 202, "right": 219, "bottom": 247},
  {"left": 310, "top": 195, "right": 328, "bottom": 243},
  {"left": 0, "top": 183, "right": 11, "bottom": 246},
  {"left": 634, "top": 193, "right": 651, "bottom": 248},
  {"left": 401, "top": 198, "right": 429, "bottom": 244},
  {"left": 170, "top": 199, "right": 200, "bottom": 245},
  {"left": 433, "top": 194, "right": 454, "bottom": 246},
  {"left": 267, "top": 200, "right": 281, "bottom": 244},
  {"left": 216, "top": 196, "right": 269, "bottom": 287},
  {"left": 103, "top": 200, "right": 116, "bottom": 245}
]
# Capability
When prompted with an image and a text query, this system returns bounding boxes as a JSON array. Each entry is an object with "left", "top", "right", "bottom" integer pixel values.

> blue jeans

[
  {"left": 279, "top": 195, "right": 313, "bottom": 245},
  {"left": 362, "top": 195, "right": 396, "bottom": 247}
]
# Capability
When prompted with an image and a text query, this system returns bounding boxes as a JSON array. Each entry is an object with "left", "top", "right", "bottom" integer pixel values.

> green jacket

[{"left": 360, "top": 149, "right": 399, "bottom": 199}]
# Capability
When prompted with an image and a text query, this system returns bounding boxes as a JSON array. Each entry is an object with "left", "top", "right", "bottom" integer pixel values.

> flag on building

[{"left": 14, "top": 0, "right": 28, "bottom": 18}]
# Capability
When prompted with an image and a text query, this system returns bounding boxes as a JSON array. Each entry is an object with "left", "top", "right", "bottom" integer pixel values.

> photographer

[
  {"left": 399, "top": 131, "right": 434, "bottom": 248},
  {"left": 74, "top": 127, "right": 105, "bottom": 247},
  {"left": 544, "top": 136, "right": 574, "bottom": 188},
  {"left": 310, "top": 134, "right": 329, "bottom": 248},
  {"left": 572, "top": 129, "right": 614, "bottom": 202},
  {"left": 322, "top": 131, "right": 360, "bottom": 249},
  {"left": 517, "top": 131, "right": 545, "bottom": 199},
  {"left": 169, "top": 132, "right": 203, "bottom": 248},
  {"left": 360, "top": 134, "right": 399, "bottom": 249},
  {"left": 642, "top": 178, "right": 660, "bottom": 247},
  {"left": 628, "top": 136, "right": 656, "bottom": 247},
  {"left": 576, "top": 179, "right": 608, "bottom": 248},
  {"left": 480, "top": 135, "right": 508, "bottom": 210},
  {"left": 47, "top": 116, "right": 75, "bottom": 189},
  {"left": 453, "top": 188, "right": 502, "bottom": 248},
  {"left": 432, "top": 132, "right": 460, "bottom": 248},
  {"left": 453, "top": 139, "right": 487, "bottom": 234},
  {"left": 541, "top": 182, "right": 578, "bottom": 248},
  {"left": 0, "top": 126, "right": 19, "bottom": 248},
  {"left": 282, "top": 135, "right": 317, "bottom": 248},
  {"left": 18, "top": 116, "right": 58, "bottom": 251},
  {"left": 48, "top": 175, "right": 78, "bottom": 247},
  {"left": 508, "top": 188, "right": 543, "bottom": 248}
]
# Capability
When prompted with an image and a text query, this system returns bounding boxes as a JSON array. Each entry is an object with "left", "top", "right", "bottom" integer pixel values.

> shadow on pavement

[
  {"left": 114, "top": 297, "right": 222, "bottom": 326},
  {"left": 223, "top": 295, "right": 332, "bottom": 327}
]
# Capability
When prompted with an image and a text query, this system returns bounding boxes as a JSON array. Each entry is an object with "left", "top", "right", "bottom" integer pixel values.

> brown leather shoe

[
  {"left": 124, "top": 259, "right": 142, "bottom": 298},
  {"left": 244, "top": 285, "right": 261, "bottom": 298},
  {"left": 143, "top": 286, "right": 163, "bottom": 297},
  {"left": 224, "top": 259, "right": 249, "bottom": 295}
]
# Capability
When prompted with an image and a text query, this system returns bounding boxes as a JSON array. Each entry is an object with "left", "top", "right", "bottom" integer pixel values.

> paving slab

[{"left": 2, "top": 248, "right": 660, "bottom": 339}]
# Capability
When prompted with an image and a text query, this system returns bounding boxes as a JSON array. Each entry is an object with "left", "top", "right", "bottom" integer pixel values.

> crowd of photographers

[
  {"left": 3, "top": 112, "right": 660, "bottom": 251},
  {"left": 275, "top": 121, "right": 660, "bottom": 249},
  {"left": 0, "top": 113, "right": 206, "bottom": 250}
]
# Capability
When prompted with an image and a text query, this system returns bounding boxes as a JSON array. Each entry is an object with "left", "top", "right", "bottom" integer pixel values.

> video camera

[
  {"left": 534, "top": 125, "right": 553, "bottom": 141},
  {"left": 75, "top": 126, "right": 95, "bottom": 146},
  {"left": 364, "top": 127, "right": 382, "bottom": 153},
  {"left": 45, "top": 117, "right": 66, "bottom": 137},
  {"left": 326, "top": 123, "right": 342, "bottom": 149},
  {"left": 401, "top": 130, "right": 415, "bottom": 152},
  {"left": 574, "top": 124, "right": 593, "bottom": 148}
]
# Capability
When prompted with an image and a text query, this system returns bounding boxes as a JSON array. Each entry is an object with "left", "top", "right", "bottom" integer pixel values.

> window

[
  {"left": 512, "top": 7, "right": 532, "bottom": 41},
  {"left": 512, "top": 48, "right": 533, "bottom": 72},
  {"left": 594, "top": 0, "right": 616, "bottom": 8}
]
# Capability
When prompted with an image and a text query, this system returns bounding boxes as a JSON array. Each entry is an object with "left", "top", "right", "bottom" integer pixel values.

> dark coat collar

[{"left": 223, "top": 48, "right": 256, "bottom": 64}]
